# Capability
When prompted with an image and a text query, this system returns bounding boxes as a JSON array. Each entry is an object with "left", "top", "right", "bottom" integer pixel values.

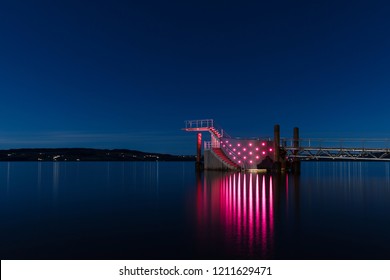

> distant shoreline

[{"left": 0, "top": 148, "right": 196, "bottom": 162}]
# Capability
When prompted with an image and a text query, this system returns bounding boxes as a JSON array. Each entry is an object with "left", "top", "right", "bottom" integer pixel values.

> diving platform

[{"left": 183, "top": 119, "right": 390, "bottom": 173}]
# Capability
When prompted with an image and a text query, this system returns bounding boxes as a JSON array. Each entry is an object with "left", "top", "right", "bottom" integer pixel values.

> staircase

[
  {"left": 184, "top": 119, "right": 240, "bottom": 170},
  {"left": 209, "top": 127, "right": 222, "bottom": 138},
  {"left": 212, "top": 148, "right": 240, "bottom": 169}
]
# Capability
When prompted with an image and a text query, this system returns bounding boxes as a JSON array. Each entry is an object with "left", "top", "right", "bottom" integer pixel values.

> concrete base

[{"left": 204, "top": 150, "right": 238, "bottom": 170}]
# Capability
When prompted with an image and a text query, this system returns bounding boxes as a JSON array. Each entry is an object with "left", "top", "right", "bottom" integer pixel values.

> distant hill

[{"left": 0, "top": 148, "right": 196, "bottom": 162}]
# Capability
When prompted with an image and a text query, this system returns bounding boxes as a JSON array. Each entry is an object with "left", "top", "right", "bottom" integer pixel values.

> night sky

[{"left": 1, "top": 0, "right": 390, "bottom": 154}]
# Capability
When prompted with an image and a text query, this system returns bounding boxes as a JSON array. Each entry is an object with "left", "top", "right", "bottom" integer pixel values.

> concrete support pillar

[
  {"left": 293, "top": 127, "right": 301, "bottom": 174},
  {"left": 196, "top": 133, "right": 202, "bottom": 170}
]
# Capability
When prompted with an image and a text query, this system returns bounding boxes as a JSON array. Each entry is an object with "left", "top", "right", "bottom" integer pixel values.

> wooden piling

[{"left": 274, "top": 124, "right": 281, "bottom": 172}]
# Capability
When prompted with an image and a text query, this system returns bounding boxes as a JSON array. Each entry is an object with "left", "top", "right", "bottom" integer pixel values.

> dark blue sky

[{"left": 1, "top": 0, "right": 390, "bottom": 154}]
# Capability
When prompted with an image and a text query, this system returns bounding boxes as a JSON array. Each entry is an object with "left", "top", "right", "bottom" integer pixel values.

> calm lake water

[{"left": 1, "top": 161, "right": 390, "bottom": 259}]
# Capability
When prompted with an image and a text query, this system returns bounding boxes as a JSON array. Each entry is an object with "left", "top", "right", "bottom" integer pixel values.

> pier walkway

[{"left": 283, "top": 138, "right": 390, "bottom": 161}]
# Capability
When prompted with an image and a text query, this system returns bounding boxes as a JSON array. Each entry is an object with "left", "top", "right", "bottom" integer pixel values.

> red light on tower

[
  {"left": 262, "top": 142, "right": 266, "bottom": 146},
  {"left": 255, "top": 147, "right": 259, "bottom": 151},
  {"left": 249, "top": 143, "right": 252, "bottom": 146},
  {"left": 237, "top": 143, "right": 241, "bottom": 147},
  {"left": 262, "top": 151, "right": 266, "bottom": 155}
]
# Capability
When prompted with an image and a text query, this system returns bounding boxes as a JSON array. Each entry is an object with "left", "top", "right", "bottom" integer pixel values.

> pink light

[
  {"left": 223, "top": 144, "right": 225, "bottom": 147},
  {"left": 229, "top": 152, "right": 232, "bottom": 155},
  {"left": 243, "top": 156, "right": 247, "bottom": 159},
  {"left": 262, "top": 142, "right": 266, "bottom": 146},
  {"left": 243, "top": 148, "right": 246, "bottom": 151},
  {"left": 238, "top": 160, "right": 241, "bottom": 163},
  {"left": 229, "top": 144, "right": 232, "bottom": 147},
  {"left": 255, "top": 147, "right": 259, "bottom": 151},
  {"left": 233, "top": 148, "right": 236, "bottom": 151},
  {"left": 249, "top": 160, "right": 253, "bottom": 163},
  {"left": 233, "top": 157, "right": 236, "bottom": 159},
  {"left": 269, "top": 148, "right": 273, "bottom": 152},
  {"left": 249, "top": 151, "right": 252, "bottom": 155},
  {"left": 249, "top": 143, "right": 252, "bottom": 146},
  {"left": 262, "top": 151, "right": 266, "bottom": 155},
  {"left": 237, "top": 143, "right": 241, "bottom": 147},
  {"left": 238, "top": 152, "right": 241, "bottom": 155},
  {"left": 225, "top": 140, "right": 229, "bottom": 143},
  {"left": 256, "top": 156, "right": 259, "bottom": 159}
]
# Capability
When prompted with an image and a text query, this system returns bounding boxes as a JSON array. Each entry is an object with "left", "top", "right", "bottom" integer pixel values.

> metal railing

[
  {"left": 184, "top": 119, "right": 214, "bottom": 130},
  {"left": 282, "top": 138, "right": 390, "bottom": 150},
  {"left": 282, "top": 138, "right": 390, "bottom": 161},
  {"left": 184, "top": 119, "right": 232, "bottom": 138},
  {"left": 204, "top": 141, "right": 220, "bottom": 150}
]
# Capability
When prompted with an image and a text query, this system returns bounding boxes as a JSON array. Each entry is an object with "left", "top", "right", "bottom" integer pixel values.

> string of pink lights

[{"left": 220, "top": 138, "right": 274, "bottom": 167}]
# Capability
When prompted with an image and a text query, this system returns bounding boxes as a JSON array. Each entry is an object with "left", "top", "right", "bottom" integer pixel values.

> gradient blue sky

[{"left": 1, "top": 0, "right": 390, "bottom": 154}]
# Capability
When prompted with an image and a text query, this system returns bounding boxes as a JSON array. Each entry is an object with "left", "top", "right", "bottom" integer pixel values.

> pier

[{"left": 183, "top": 119, "right": 390, "bottom": 172}]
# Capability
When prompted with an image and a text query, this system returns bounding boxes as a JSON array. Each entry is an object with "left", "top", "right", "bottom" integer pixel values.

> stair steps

[
  {"left": 209, "top": 127, "right": 222, "bottom": 138},
  {"left": 212, "top": 148, "right": 240, "bottom": 169}
]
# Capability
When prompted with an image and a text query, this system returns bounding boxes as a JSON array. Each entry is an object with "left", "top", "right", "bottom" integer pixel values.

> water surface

[{"left": 1, "top": 161, "right": 390, "bottom": 259}]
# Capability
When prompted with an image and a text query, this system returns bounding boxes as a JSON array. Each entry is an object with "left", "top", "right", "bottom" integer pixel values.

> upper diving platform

[{"left": 183, "top": 119, "right": 215, "bottom": 132}]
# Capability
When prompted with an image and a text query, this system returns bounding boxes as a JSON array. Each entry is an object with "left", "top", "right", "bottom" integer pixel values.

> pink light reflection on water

[
  {"left": 237, "top": 173, "right": 241, "bottom": 241},
  {"left": 227, "top": 175, "right": 231, "bottom": 227},
  {"left": 197, "top": 171, "right": 275, "bottom": 258},
  {"left": 269, "top": 176, "right": 274, "bottom": 241},
  {"left": 256, "top": 174, "right": 260, "bottom": 245},
  {"left": 248, "top": 173, "right": 254, "bottom": 253},
  {"left": 261, "top": 175, "right": 267, "bottom": 254},
  {"left": 243, "top": 173, "right": 247, "bottom": 239},
  {"left": 235, "top": 174, "right": 240, "bottom": 230}
]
